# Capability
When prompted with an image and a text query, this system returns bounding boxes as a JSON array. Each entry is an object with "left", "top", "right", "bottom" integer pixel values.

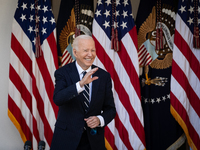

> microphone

[
  {"left": 24, "top": 141, "right": 32, "bottom": 150},
  {"left": 38, "top": 140, "right": 46, "bottom": 150}
]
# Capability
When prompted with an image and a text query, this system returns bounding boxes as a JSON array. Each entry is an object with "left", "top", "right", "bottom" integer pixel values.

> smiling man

[{"left": 50, "top": 35, "right": 116, "bottom": 150}]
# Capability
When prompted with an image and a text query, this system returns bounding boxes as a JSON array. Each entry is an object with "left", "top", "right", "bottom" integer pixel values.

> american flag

[
  {"left": 8, "top": 0, "right": 58, "bottom": 149},
  {"left": 170, "top": 0, "right": 200, "bottom": 150},
  {"left": 92, "top": 0, "right": 146, "bottom": 149}
]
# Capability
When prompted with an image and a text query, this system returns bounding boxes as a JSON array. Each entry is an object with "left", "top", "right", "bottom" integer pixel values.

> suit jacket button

[{"left": 81, "top": 127, "right": 85, "bottom": 132}]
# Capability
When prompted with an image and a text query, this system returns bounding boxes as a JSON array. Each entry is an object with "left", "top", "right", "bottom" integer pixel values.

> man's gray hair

[{"left": 72, "top": 34, "right": 93, "bottom": 51}]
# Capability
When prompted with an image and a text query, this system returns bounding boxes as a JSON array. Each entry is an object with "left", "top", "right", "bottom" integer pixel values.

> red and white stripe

[
  {"left": 138, "top": 44, "right": 152, "bottom": 66},
  {"left": 8, "top": 19, "right": 59, "bottom": 149},
  {"left": 93, "top": 19, "right": 146, "bottom": 150},
  {"left": 170, "top": 14, "right": 200, "bottom": 150},
  {"left": 61, "top": 49, "right": 73, "bottom": 66}
]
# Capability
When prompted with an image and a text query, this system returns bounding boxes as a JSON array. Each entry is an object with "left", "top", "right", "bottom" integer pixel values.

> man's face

[{"left": 73, "top": 38, "right": 96, "bottom": 70}]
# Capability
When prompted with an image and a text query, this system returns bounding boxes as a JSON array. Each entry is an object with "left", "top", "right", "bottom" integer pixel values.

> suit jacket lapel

[
  {"left": 68, "top": 61, "right": 80, "bottom": 83},
  {"left": 67, "top": 62, "right": 84, "bottom": 108},
  {"left": 90, "top": 65, "right": 100, "bottom": 107}
]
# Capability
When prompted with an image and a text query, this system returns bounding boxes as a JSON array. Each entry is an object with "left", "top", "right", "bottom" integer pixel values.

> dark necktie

[
  {"left": 83, "top": 71, "right": 97, "bottom": 135},
  {"left": 82, "top": 71, "right": 90, "bottom": 112}
]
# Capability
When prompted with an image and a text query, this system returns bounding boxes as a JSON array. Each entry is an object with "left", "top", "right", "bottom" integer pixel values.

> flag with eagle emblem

[
  {"left": 56, "top": 0, "right": 94, "bottom": 66},
  {"left": 136, "top": 0, "right": 185, "bottom": 149}
]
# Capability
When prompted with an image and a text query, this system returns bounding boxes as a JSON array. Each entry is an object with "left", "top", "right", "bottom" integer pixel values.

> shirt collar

[{"left": 75, "top": 61, "right": 92, "bottom": 75}]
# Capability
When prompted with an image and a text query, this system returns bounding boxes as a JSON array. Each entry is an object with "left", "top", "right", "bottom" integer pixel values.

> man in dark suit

[{"left": 50, "top": 35, "right": 116, "bottom": 150}]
